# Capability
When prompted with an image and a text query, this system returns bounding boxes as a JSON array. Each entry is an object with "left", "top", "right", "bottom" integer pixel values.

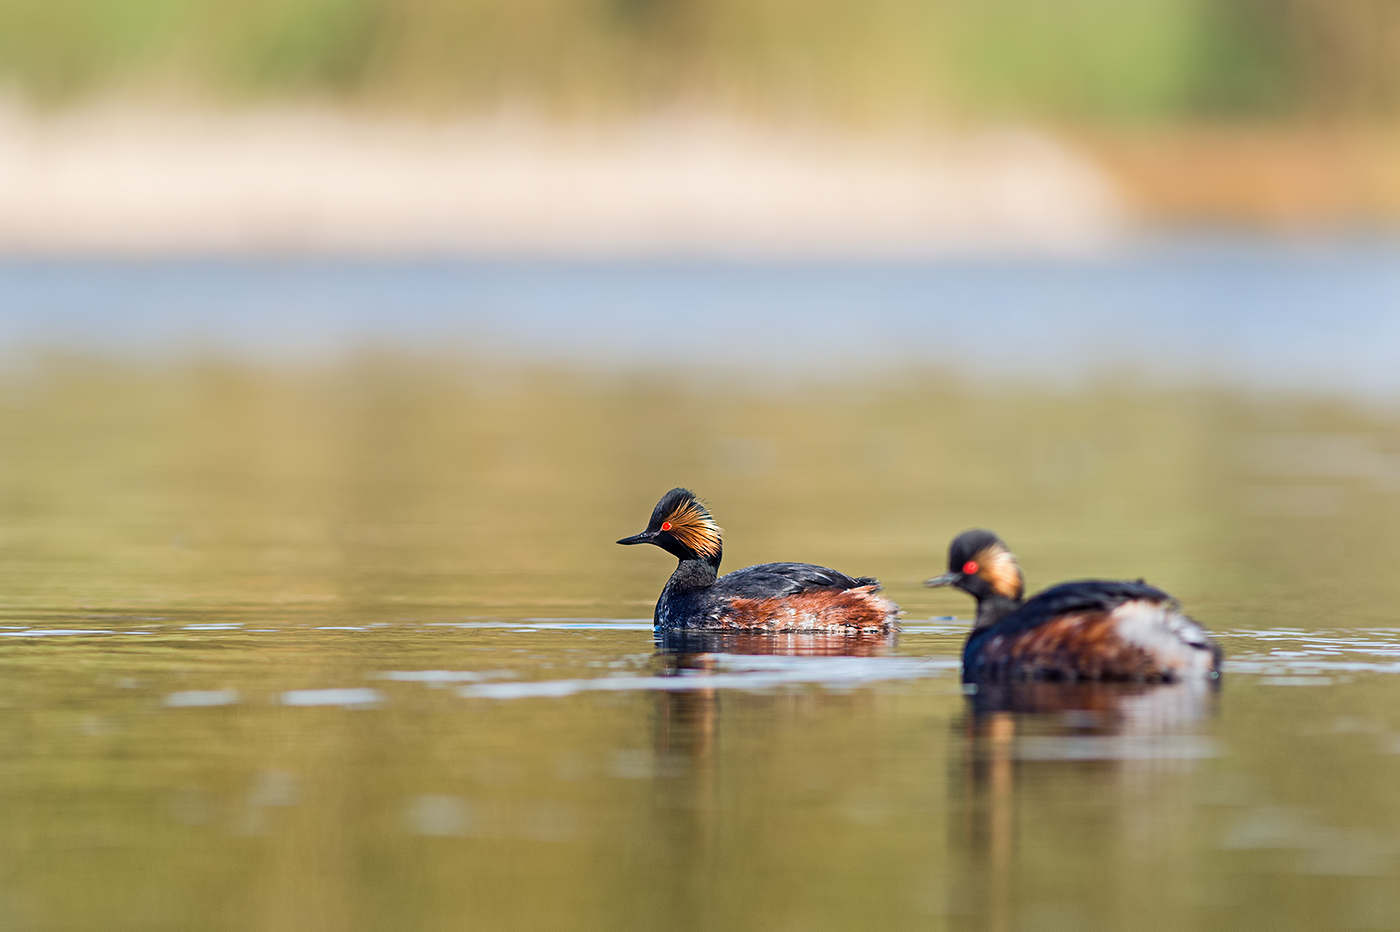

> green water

[{"left": 1, "top": 357, "right": 1399, "bottom": 931}]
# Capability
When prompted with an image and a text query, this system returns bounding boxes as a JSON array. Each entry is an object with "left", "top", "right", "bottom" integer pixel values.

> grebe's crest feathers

[
  {"left": 948, "top": 529, "right": 1024, "bottom": 601},
  {"left": 651, "top": 488, "right": 723, "bottom": 559}
]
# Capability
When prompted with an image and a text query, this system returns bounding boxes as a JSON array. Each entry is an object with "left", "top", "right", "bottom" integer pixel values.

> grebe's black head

[
  {"left": 617, "top": 488, "right": 723, "bottom": 565},
  {"left": 924, "top": 529, "right": 1024, "bottom": 606}
]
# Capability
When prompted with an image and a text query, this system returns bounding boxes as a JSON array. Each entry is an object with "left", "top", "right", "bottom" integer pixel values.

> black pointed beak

[
  {"left": 924, "top": 573, "right": 960, "bottom": 588},
  {"left": 617, "top": 531, "right": 658, "bottom": 546}
]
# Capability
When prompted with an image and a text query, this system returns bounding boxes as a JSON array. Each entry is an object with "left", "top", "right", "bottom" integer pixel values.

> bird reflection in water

[
  {"left": 642, "top": 630, "right": 899, "bottom": 905},
  {"left": 952, "top": 679, "right": 1219, "bottom": 932},
  {"left": 651, "top": 629, "right": 897, "bottom": 759}
]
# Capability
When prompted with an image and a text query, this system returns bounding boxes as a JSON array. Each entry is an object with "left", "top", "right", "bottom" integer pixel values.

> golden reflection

[
  {"left": 640, "top": 631, "right": 910, "bottom": 923},
  {"left": 650, "top": 630, "right": 898, "bottom": 763},
  {"left": 654, "top": 631, "right": 897, "bottom": 658},
  {"left": 953, "top": 681, "right": 1217, "bottom": 931}
]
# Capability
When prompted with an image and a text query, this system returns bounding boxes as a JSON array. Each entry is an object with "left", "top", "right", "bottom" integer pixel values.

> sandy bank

[
  {"left": 1088, "top": 129, "right": 1400, "bottom": 229},
  {"left": 0, "top": 107, "right": 1123, "bottom": 256}
]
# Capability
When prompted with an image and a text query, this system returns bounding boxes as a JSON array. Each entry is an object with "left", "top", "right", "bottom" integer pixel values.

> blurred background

[
  {"left": 3, "top": 4, "right": 1400, "bottom": 932},
  {"left": 2, "top": 0, "right": 1400, "bottom": 248}
]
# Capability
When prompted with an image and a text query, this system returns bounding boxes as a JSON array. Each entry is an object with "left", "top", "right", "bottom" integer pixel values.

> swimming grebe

[
  {"left": 618, "top": 488, "right": 898, "bottom": 632},
  {"left": 924, "top": 529, "right": 1220, "bottom": 682}
]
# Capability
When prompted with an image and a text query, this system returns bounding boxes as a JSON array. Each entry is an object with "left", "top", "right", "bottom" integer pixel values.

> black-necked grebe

[
  {"left": 924, "top": 529, "right": 1220, "bottom": 682},
  {"left": 618, "top": 488, "right": 899, "bottom": 632}
]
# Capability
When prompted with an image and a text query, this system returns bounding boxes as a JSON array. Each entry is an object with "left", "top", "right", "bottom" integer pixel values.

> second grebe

[{"left": 924, "top": 529, "right": 1220, "bottom": 682}]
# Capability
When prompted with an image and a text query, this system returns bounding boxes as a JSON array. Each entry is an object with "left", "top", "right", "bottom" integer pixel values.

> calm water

[{"left": 2, "top": 251, "right": 1400, "bottom": 931}]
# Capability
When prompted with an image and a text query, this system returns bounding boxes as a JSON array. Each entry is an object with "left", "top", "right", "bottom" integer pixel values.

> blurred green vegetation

[{"left": 2, "top": 0, "right": 1399, "bottom": 120}]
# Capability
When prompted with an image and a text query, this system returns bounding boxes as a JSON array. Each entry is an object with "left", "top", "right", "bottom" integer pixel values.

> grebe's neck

[
  {"left": 665, "top": 552, "right": 722, "bottom": 594},
  {"left": 973, "top": 591, "right": 1022, "bottom": 631}
]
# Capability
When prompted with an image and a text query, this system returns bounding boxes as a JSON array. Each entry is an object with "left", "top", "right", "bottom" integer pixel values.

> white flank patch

[{"left": 1113, "top": 601, "right": 1216, "bottom": 677}]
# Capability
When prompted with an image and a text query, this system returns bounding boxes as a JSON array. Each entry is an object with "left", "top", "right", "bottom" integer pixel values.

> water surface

[
  {"left": 2, "top": 253, "right": 1400, "bottom": 930},
  {"left": 4, "top": 240, "right": 1400, "bottom": 392}
]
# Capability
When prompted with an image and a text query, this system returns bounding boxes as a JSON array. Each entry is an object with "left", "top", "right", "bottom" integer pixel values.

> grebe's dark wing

[
  {"left": 715, "top": 563, "right": 878, "bottom": 599},
  {"left": 1020, "top": 579, "right": 1215, "bottom": 656},
  {"left": 965, "top": 579, "right": 1218, "bottom": 682},
  {"left": 1008, "top": 579, "right": 1178, "bottom": 633}
]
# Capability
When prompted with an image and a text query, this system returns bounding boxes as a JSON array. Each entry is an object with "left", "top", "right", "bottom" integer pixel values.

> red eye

[
  {"left": 661, "top": 522, "right": 672, "bottom": 531},
  {"left": 962, "top": 560, "right": 979, "bottom": 575}
]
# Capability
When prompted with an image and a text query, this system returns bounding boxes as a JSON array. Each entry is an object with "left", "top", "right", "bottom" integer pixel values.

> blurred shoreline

[
  {"left": 1087, "top": 127, "right": 1400, "bottom": 230},
  {"left": 3, "top": 106, "right": 1397, "bottom": 256},
  {"left": 0, "top": 105, "right": 1124, "bottom": 256}
]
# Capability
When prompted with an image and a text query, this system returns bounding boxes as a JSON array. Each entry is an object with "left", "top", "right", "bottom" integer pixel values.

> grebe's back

[{"left": 962, "top": 578, "right": 1218, "bottom": 682}]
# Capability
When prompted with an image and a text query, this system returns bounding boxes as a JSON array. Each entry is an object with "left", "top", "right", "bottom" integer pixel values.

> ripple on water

[
  {"left": 1224, "top": 627, "right": 1400, "bottom": 679},
  {"left": 375, "top": 670, "right": 518, "bottom": 684},
  {"left": 164, "top": 689, "right": 241, "bottom": 708},
  {"left": 460, "top": 655, "right": 960, "bottom": 700},
  {"left": 426, "top": 620, "right": 655, "bottom": 631},
  {"left": 280, "top": 688, "right": 384, "bottom": 708},
  {"left": 0, "top": 629, "right": 116, "bottom": 637}
]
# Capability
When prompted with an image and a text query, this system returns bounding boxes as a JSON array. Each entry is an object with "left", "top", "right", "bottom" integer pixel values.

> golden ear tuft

[
  {"left": 662, "top": 498, "right": 723, "bottom": 559},
  {"left": 973, "top": 543, "right": 1023, "bottom": 600}
]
